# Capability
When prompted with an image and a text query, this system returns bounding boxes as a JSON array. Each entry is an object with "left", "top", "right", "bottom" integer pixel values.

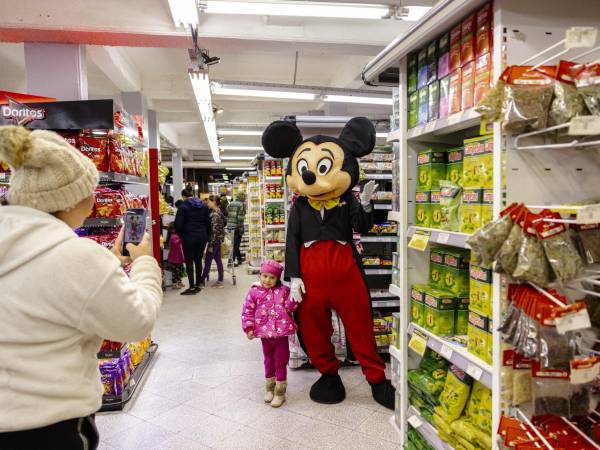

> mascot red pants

[{"left": 296, "top": 240, "right": 386, "bottom": 384}]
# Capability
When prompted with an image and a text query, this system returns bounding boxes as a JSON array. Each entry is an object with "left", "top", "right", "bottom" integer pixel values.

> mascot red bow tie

[{"left": 261, "top": 117, "right": 395, "bottom": 410}]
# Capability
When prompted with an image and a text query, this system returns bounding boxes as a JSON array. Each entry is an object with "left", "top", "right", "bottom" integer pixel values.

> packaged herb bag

[
  {"left": 495, "top": 205, "right": 526, "bottom": 276},
  {"left": 440, "top": 180, "right": 462, "bottom": 232},
  {"left": 538, "top": 299, "right": 573, "bottom": 370},
  {"left": 513, "top": 211, "right": 553, "bottom": 286},
  {"left": 435, "top": 365, "right": 473, "bottom": 423},
  {"left": 572, "top": 63, "right": 600, "bottom": 115},
  {"left": 549, "top": 61, "right": 589, "bottom": 126},
  {"left": 532, "top": 362, "right": 571, "bottom": 417},
  {"left": 574, "top": 223, "right": 600, "bottom": 265}
]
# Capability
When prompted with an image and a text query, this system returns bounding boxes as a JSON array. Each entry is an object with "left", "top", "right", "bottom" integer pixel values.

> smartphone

[{"left": 122, "top": 208, "right": 147, "bottom": 257}]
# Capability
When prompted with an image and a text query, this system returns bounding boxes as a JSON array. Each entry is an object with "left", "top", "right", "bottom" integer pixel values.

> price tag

[
  {"left": 440, "top": 344, "right": 453, "bottom": 360},
  {"left": 568, "top": 116, "right": 600, "bottom": 136},
  {"left": 466, "top": 364, "right": 483, "bottom": 381},
  {"left": 565, "top": 27, "right": 598, "bottom": 48},
  {"left": 578, "top": 204, "right": 600, "bottom": 224},
  {"left": 408, "top": 329, "right": 429, "bottom": 356},
  {"left": 555, "top": 307, "right": 591, "bottom": 334},
  {"left": 437, "top": 232, "right": 450, "bottom": 245},
  {"left": 408, "top": 415, "right": 423, "bottom": 428},
  {"left": 408, "top": 230, "right": 431, "bottom": 252}
]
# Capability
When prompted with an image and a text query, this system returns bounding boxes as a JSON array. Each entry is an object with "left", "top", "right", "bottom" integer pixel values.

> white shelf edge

[
  {"left": 372, "top": 299, "right": 401, "bottom": 308},
  {"left": 407, "top": 226, "right": 471, "bottom": 249},
  {"left": 374, "top": 203, "right": 393, "bottom": 210},
  {"left": 360, "top": 235, "right": 398, "bottom": 243},
  {"left": 264, "top": 198, "right": 285, "bottom": 203},
  {"left": 389, "top": 344, "right": 402, "bottom": 361},
  {"left": 389, "top": 283, "right": 402, "bottom": 297},
  {"left": 265, "top": 242, "right": 286, "bottom": 248},
  {"left": 406, "top": 108, "right": 481, "bottom": 141},
  {"left": 265, "top": 224, "right": 286, "bottom": 229},
  {"left": 364, "top": 268, "right": 393, "bottom": 275},
  {"left": 364, "top": 173, "right": 393, "bottom": 180},
  {"left": 406, "top": 406, "right": 453, "bottom": 450}
]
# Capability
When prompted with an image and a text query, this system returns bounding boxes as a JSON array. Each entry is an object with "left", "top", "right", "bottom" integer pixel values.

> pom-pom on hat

[{"left": 260, "top": 259, "right": 284, "bottom": 279}]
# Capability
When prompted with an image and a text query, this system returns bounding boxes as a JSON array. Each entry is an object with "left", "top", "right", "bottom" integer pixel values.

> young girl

[
  {"left": 165, "top": 222, "right": 185, "bottom": 289},
  {"left": 241, "top": 260, "right": 298, "bottom": 407}
]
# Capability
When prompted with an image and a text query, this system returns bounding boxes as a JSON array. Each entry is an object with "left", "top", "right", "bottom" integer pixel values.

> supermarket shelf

[
  {"left": 387, "top": 129, "right": 402, "bottom": 142},
  {"left": 407, "top": 226, "right": 471, "bottom": 249},
  {"left": 407, "top": 323, "right": 492, "bottom": 389},
  {"left": 389, "top": 344, "right": 402, "bottom": 361},
  {"left": 407, "top": 406, "right": 453, "bottom": 450},
  {"left": 100, "top": 343, "right": 158, "bottom": 412},
  {"left": 389, "top": 283, "right": 402, "bottom": 297},
  {"left": 372, "top": 299, "right": 401, "bottom": 308},
  {"left": 407, "top": 108, "right": 480, "bottom": 141},
  {"left": 264, "top": 198, "right": 285, "bottom": 203},
  {"left": 364, "top": 173, "right": 393, "bottom": 180},
  {"left": 361, "top": 235, "right": 397, "bottom": 243},
  {"left": 98, "top": 172, "right": 149, "bottom": 185},
  {"left": 265, "top": 224, "right": 286, "bottom": 230},
  {"left": 388, "top": 210, "right": 402, "bottom": 222},
  {"left": 83, "top": 217, "right": 123, "bottom": 228},
  {"left": 265, "top": 176, "right": 283, "bottom": 182},
  {"left": 265, "top": 242, "right": 286, "bottom": 248},
  {"left": 364, "top": 268, "right": 392, "bottom": 275},
  {"left": 374, "top": 203, "right": 392, "bottom": 210}
]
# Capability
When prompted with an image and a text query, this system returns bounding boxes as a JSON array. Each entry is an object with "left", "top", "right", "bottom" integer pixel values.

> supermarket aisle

[{"left": 97, "top": 271, "right": 400, "bottom": 450}]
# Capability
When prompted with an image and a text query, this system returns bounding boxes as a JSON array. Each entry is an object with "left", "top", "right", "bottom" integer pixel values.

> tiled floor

[{"left": 97, "top": 270, "right": 401, "bottom": 450}]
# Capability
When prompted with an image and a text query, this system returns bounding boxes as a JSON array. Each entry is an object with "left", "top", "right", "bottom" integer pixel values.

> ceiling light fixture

[
  {"left": 397, "top": 6, "right": 430, "bottom": 21},
  {"left": 168, "top": 0, "right": 199, "bottom": 27},
  {"left": 212, "top": 85, "right": 316, "bottom": 101},
  {"left": 203, "top": 1, "right": 390, "bottom": 19},
  {"left": 322, "top": 94, "right": 393, "bottom": 106},
  {"left": 218, "top": 129, "right": 263, "bottom": 136},
  {"left": 220, "top": 156, "right": 256, "bottom": 161},
  {"left": 189, "top": 71, "right": 221, "bottom": 163},
  {"left": 220, "top": 145, "right": 263, "bottom": 151}
]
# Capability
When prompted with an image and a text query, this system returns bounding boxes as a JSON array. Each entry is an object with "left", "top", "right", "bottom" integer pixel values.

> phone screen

[{"left": 122, "top": 208, "right": 147, "bottom": 257}]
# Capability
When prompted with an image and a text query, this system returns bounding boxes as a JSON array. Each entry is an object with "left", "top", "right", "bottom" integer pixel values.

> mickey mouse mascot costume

[{"left": 262, "top": 117, "right": 395, "bottom": 409}]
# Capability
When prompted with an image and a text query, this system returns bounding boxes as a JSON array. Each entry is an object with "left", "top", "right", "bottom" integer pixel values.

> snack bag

[
  {"left": 572, "top": 62, "right": 600, "bottom": 115},
  {"left": 436, "top": 365, "right": 473, "bottom": 422},
  {"left": 79, "top": 134, "right": 109, "bottom": 172},
  {"left": 109, "top": 138, "right": 127, "bottom": 174},
  {"left": 549, "top": 60, "right": 589, "bottom": 125},
  {"left": 94, "top": 188, "right": 126, "bottom": 218},
  {"left": 440, "top": 180, "right": 462, "bottom": 232},
  {"left": 460, "top": 188, "right": 483, "bottom": 234},
  {"left": 513, "top": 211, "right": 553, "bottom": 286}
]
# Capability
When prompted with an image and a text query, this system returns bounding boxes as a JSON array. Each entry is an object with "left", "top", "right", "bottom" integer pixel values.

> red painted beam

[{"left": 0, "top": 25, "right": 192, "bottom": 48}]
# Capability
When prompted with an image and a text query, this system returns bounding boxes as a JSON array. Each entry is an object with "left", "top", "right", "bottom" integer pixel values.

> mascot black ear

[
  {"left": 262, "top": 120, "right": 303, "bottom": 159},
  {"left": 339, "top": 117, "right": 376, "bottom": 157}
]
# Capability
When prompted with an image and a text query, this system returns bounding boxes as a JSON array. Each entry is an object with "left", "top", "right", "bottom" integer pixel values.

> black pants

[
  {"left": 183, "top": 239, "right": 207, "bottom": 287},
  {"left": 233, "top": 228, "right": 244, "bottom": 263},
  {"left": 0, "top": 415, "right": 99, "bottom": 450}
]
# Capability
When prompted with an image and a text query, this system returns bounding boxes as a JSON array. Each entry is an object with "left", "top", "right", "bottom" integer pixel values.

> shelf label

[
  {"left": 569, "top": 116, "right": 600, "bottom": 136},
  {"left": 408, "top": 415, "right": 423, "bottom": 428},
  {"left": 408, "top": 230, "right": 430, "bottom": 252},
  {"left": 565, "top": 27, "right": 598, "bottom": 48},
  {"left": 440, "top": 344, "right": 453, "bottom": 360},
  {"left": 408, "top": 329, "right": 429, "bottom": 356},
  {"left": 437, "top": 232, "right": 450, "bottom": 245},
  {"left": 466, "top": 364, "right": 483, "bottom": 381}
]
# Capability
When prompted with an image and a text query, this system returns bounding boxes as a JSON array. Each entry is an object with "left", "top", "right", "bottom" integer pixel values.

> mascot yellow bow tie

[{"left": 308, "top": 198, "right": 340, "bottom": 211}]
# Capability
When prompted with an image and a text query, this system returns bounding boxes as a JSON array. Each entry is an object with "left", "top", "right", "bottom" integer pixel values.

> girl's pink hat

[{"left": 260, "top": 259, "right": 284, "bottom": 279}]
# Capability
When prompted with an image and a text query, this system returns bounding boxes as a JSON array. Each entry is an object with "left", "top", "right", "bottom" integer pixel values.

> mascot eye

[
  {"left": 297, "top": 159, "right": 308, "bottom": 174},
  {"left": 317, "top": 157, "right": 333, "bottom": 175}
]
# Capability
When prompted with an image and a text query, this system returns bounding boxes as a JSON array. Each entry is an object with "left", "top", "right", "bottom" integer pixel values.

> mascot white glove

[
  {"left": 360, "top": 180, "right": 379, "bottom": 211},
  {"left": 290, "top": 277, "right": 306, "bottom": 303}
]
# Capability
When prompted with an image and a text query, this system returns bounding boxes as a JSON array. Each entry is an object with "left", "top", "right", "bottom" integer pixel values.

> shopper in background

[
  {"left": 175, "top": 188, "right": 211, "bottom": 295},
  {"left": 219, "top": 195, "right": 229, "bottom": 219},
  {"left": 165, "top": 222, "right": 185, "bottom": 289},
  {"left": 227, "top": 192, "right": 246, "bottom": 266},
  {"left": 0, "top": 126, "right": 163, "bottom": 450},
  {"left": 241, "top": 260, "right": 297, "bottom": 408},
  {"left": 199, "top": 194, "right": 226, "bottom": 288}
]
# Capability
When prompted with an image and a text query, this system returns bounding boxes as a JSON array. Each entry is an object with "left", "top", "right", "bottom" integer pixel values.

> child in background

[
  {"left": 241, "top": 260, "right": 298, "bottom": 407},
  {"left": 165, "top": 222, "right": 185, "bottom": 289}
]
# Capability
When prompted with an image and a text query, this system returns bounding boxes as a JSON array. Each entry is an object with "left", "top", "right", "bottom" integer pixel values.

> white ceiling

[{"left": 0, "top": 0, "right": 437, "bottom": 166}]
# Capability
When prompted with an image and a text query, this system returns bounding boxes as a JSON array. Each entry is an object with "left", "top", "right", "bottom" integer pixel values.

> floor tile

[
  {"left": 183, "top": 387, "right": 242, "bottom": 414},
  {"left": 125, "top": 390, "right": 180, "bottom": 421},
  {"left": 143, "top": 434, "right": 212, "bottom": 450},
  {"left": 214, "top": 397, "right": 270, "bottom": 425},
  {"left": 214, "top": 426, "right": 287, "bottom": 450},
  {"left": 148, "top": 404, "right": 211, "bottom": 433},
  {"left": 314, "top": 401, "right": 375, "bottom": 429},
  {"left": 105, "top": 421, "right": 175, "bottom": 450},
  {"left": 357, "top": 411, "right": 401, "bottom": 444},
  {"left": 180, "top": 414, "right": 243, "bottom": 447},
  {"left": 284, "top": 417, "right": 355, "bottom": 449},
  {"left": 96, "top": 412, "right": 145, "bottom": 440}
]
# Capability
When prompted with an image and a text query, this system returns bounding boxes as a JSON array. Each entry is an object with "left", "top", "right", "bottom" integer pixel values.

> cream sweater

[{"left": 0, "top": 206, "right": 163, "bottom": 432}]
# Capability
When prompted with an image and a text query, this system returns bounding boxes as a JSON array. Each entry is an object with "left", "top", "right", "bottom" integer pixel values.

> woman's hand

[
  {"left": 111, "top": 227, "right": 132, "bottom": 267},
  {"left": 127, "top": 233, "right": 153, "bottom": 262}
]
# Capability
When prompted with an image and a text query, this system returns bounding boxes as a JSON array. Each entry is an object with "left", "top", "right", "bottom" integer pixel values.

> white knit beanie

[{"left": 0, "top": 125, "right": 99, "bottom": 213}]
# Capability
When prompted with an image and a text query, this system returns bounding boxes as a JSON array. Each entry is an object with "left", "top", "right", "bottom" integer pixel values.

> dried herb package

[
  {"left": 532, "top": 362, "right": 571, "bottom": 417},
  {"left": 496, "top": 205, "right": 526, "bottom": 276},
  {"left": 513, "top": 212, "right": 553, "bottom": 287},
  {"left": 538, "top": 301, "right": 575, "bottom": 370},
  {"left": 573, "top": 63, "right": 600, "bottom": 115},
  {"left": 574, "top": 223, "right": 600, "bottom": 265},
  {"left": 475, "top": 66, "right": 510, "bottom": 123},
  {"left": 549, "top": 60, "right": 589, "bottom": 126}
]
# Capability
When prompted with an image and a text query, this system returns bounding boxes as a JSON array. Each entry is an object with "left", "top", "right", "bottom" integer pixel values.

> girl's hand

[{"left": 246, "top": 331, "right": 254, "bottom": 340}]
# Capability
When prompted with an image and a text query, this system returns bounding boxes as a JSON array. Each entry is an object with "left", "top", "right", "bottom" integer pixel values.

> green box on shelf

[
  {"left": 482, "top": 189, "right": 494, "bottom": 227},
  {"left": 469, "top": 262, "right": 493, "bottom": 317},
  {"left": 463, "top": 135, "right": 494, "bottom": 189},
  {"left": 424, "top": 289, "right": 457, "bottom": 337},
  {"left": 446, "top": 147, "right": 464, "bottom": 187},
  {"left": 410, "top": 284, "right": 428, "bottom": 327},
  {"left": 415, "top": 190, "right": 432, "bottom": 228},
  {"left": 417, "top": 149, "right": 446, "bottom": 190},
  {"left": 430, "top": 190, "right": 442, "bottom": 229},
  {"left": 467, "top": 310, "right": 490, "bottom": 362},
  {"left": 459, "top": 188, "right": 483, "bottom": 234},
  {"left": 442, "top": 249, "right": 470, "bottom": 295},
  {"left": 408, "top": 91, "right": 419, "bottom": 129},
  {"left": 455, "top": 296, "right": 470, "bottom": 335},
  {"left": 408, "top": 53, "right": 418, "bottom": 94},
  {"left": 429, "top": 248, "right": 446, "bottom": 290}
]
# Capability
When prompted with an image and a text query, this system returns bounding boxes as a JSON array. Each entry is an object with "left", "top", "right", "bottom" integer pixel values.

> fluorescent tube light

[
  {"left": 322, "top": 94, "right": 393, "bottom": 106},
  {"left": 218, "top": 129, "right": 263, "bottom": 136},
  {"left": 212, "top": 85, "right": 316, "bottom": 101},
  {"left": 220, "top": 145, "right": 263, "bottom": 151},
  {"left": 168, "top": 0, "right": 199, "bottom": 27},
  {"left": 189, "top": 72, "right": 221, "bottom": 163},
  {"left": 220, "top": 156, "right": 256, "bottom": 160},
  {"left": 204, "top": 1, "right": 390, "bottom": 19},
  {"left": 226, "top": 167, "right": 255, "bottom": 171}
]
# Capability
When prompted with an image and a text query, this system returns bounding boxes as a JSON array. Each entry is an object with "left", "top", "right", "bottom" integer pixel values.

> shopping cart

[{"left": 224, "top": 226, "right": 237, "bottom": 286}]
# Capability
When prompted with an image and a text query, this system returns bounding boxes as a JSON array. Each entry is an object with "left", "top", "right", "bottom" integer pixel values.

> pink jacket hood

[{"left": 241, "top": 282, "right": 297, "bottom": 339}]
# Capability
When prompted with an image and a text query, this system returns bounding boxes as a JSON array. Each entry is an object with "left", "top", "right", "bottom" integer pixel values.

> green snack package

[
  {"left": 463, "top": 135, "right": 493, "bottom": 189},
  {"left": 481, "top": 189, "right": 494, "bottom": 227},
  {"left": 466, "top": 381, "right": 493, "bottom": 434},
  {"left": 429, "top": 81, "right": 440, "bottom": 122},
  {"left": 455, "top": 295, "right": 470, "bottom": 335},
  {"left": 429, "top": 248, "right": 446, "bottom": 289},
  {"left": 440, "top": 180, "right": 462, "bottom": 232},
  {"left": 408, "top": 53, "right": 418, "bottom": 94},
  {"left": 460, "top": 188, "right": 483, "bottom": 234},
  {"left": 415, "top": 190, "right": 432, "bottom": 227},
  {"left": 469, "top": 263, "right": 493, "bottom": 316},
  {"left": 467, "top": 310, "right": 489, "bottom": 362},
  {"left": 420, "top": 348, "right": 449, "bottom": 373},
  {"left": 430, "top": 190, "right": 442, "bottom": 229},
  {"left": 442, "top": 248, "right": 470, "bottom": 294},
  {"left": 436, "top": 364, "right": 473, "bottom": 422},
  {"left": 409, "top": 91, "right": 419, "bottom": 129},
  {"left": 424, "top": 289, "right": 456, "bottom": 336},
  {"left": 417, "top": 149, "right": 446, "bottom": 190},
  {"left": 411, "top": 284, "right": 427, "bottom": 326},
  {"left": 446, "top": 147, "right": 464, "bottom": 186}
]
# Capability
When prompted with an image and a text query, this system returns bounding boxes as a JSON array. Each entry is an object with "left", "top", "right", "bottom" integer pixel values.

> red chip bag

[
  {"left": 79, "top": 135, "right": 109, "bottom": 172},
  {"left": 94, "top": 188, "right": 126, "bottom": 218},
  {"left": 57, "top": 131, "right": 81, "bottom": 150},
  {"left": 109, "top": 139, "right": 126, "bottom": 174}
]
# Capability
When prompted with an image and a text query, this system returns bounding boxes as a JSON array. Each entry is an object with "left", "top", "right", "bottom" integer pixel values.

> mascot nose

[{"left": 302, "top": 170, "right": 316, "bottom": 185}]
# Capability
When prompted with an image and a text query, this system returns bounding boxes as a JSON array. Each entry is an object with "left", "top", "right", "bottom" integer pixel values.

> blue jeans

[{"left": 201, "top": 242, "right": 224, "bottom": 282}]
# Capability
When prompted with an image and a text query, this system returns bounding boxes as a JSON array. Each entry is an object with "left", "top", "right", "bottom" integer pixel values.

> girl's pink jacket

[
  {"left": 167, "top": 233, "right": 185, "bottom": 264},
  {"left": 241, "top": 283, "right": 298, "bottom": 339}
]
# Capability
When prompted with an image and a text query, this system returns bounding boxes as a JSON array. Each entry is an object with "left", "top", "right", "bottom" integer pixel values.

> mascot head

[{"left": 261, "top": 117, "right": 375, "bottom": 201}]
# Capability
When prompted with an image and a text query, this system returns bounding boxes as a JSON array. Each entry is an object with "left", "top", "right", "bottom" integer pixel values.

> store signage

[{"left": 1, "top": 98, "right": 46, "bottom": 126}]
